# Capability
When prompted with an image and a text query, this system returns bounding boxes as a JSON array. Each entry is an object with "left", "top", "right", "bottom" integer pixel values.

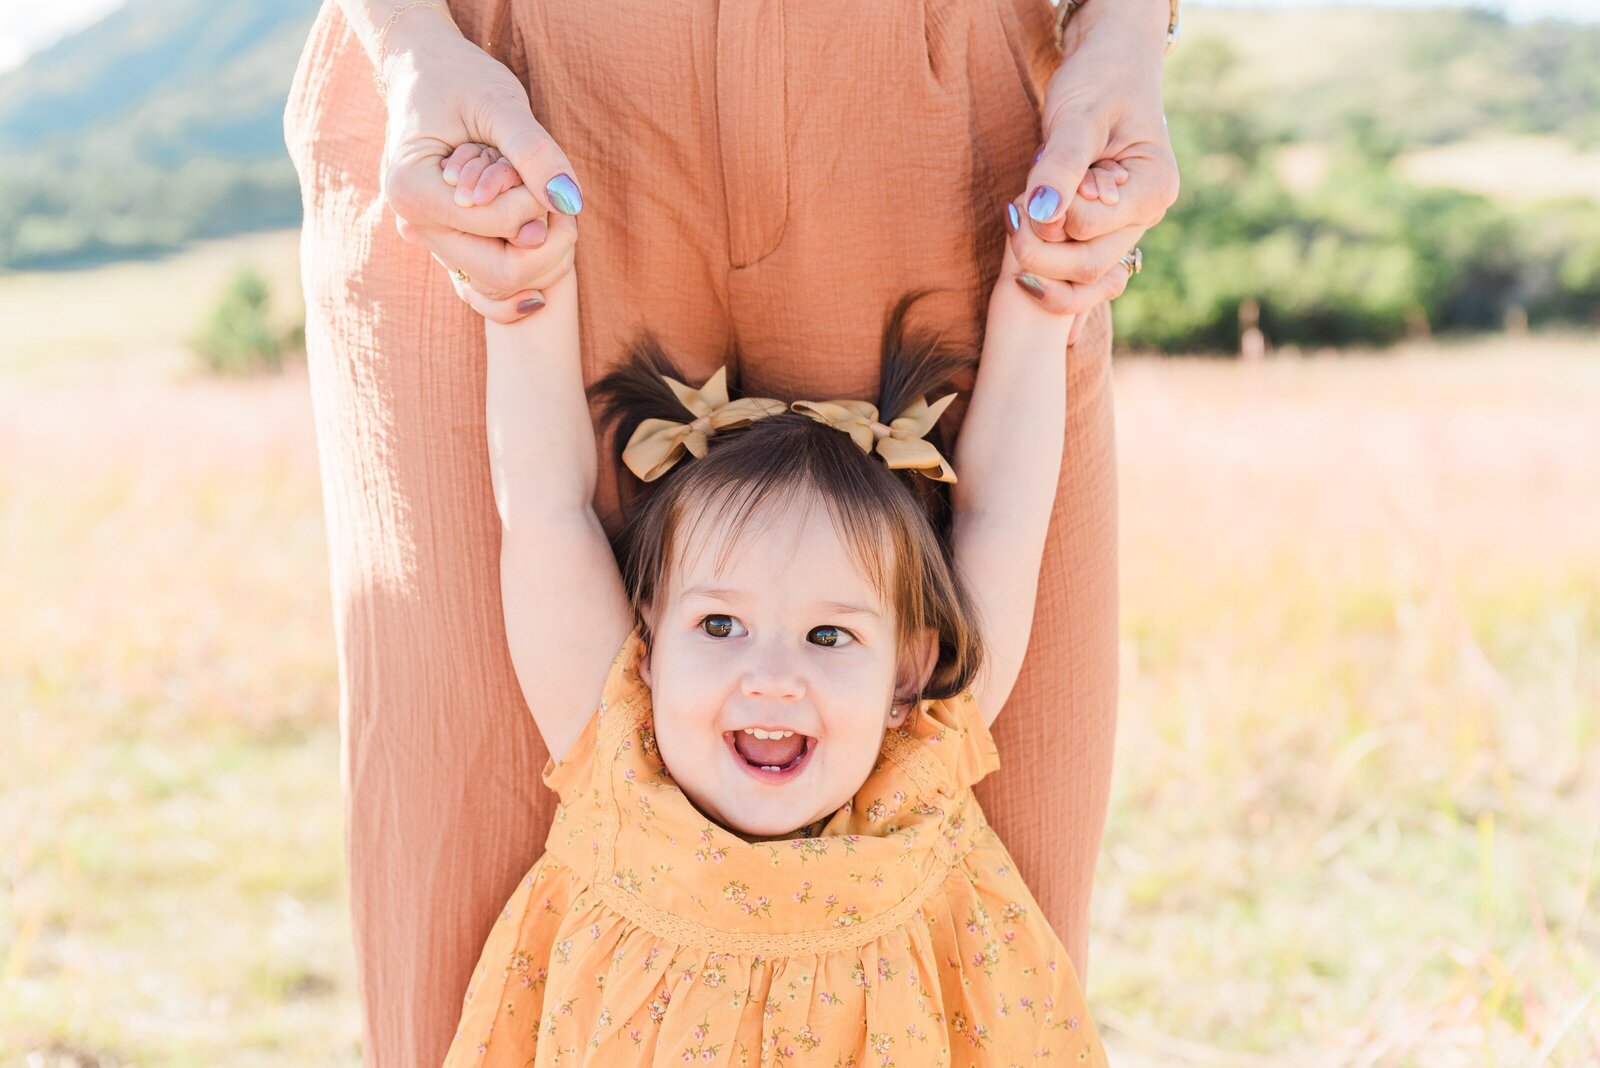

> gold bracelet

[
  {"left": 372, "top": 0, "right": 457, "bottom": 97},
  {"left": 1053, "top": 0, "right": 1181, "bottom": 57}
]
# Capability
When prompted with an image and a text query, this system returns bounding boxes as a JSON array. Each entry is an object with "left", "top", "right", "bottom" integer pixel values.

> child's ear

[
  {"left": 887, "top": 626, "right": 940, "bottom": 726},
  {"left": 637, "top": 602, "right": 655, "bottom": 688}
]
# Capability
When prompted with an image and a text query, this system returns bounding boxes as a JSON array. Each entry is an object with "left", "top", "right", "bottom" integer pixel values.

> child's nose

[{"left": 739, "top": 644, "right": 806, "bottom": 701}]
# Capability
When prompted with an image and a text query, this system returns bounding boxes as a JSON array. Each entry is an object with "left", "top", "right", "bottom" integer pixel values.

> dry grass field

[{"left": 2, "top": 235, "right": 1597, "bottom": 1066}]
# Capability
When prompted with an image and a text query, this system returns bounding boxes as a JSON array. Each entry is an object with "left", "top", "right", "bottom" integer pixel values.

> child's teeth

[{"left": 742, "top": 728, "right": 795, "bottom": 740}]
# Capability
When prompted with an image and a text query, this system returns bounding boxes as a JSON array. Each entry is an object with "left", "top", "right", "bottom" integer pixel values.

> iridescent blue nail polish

[
  {"left": 545, "top": 173, "right": 583, "bottom": 215},
  {"left": 1027, "top": 185, "right": 1060, "bottom": 223},
  {"left": 1005, "top": 202, "right": 1020, "bottom": 233},
  {"left": 1017, "top": 274, "right": 1047, "bottom": 300},
  {"left": 1033, "top": 144, "right": 1045, "bottom": 164}
]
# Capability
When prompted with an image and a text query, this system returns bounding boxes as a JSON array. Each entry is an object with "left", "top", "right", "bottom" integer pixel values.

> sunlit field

[{"left": 3, "top": 236, "right": 1596, "bottom": 1066}]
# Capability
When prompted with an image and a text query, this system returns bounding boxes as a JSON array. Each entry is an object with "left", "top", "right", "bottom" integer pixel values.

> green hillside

[
  {"left": 0, "top": 0, "right": 318, "bottom": 269},
  {"left": 0, "top": 0, "right": 319, "bottom": 156},
  {"left": 1184, "top": 7, "right": 1600, "bottom": 149}
]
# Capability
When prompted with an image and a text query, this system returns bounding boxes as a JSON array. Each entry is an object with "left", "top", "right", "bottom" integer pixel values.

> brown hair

[{"left": 589, "top": 290, "right": 985, "bottom": 703}]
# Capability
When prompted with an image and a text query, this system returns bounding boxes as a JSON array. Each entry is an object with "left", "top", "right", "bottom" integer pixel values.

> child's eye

[
  {"left": 808, "top": 625, "right": 856, "bottom": 648},
  {"left": 694, "top": 613, "right": 851, "bottom": 645},
  {"left": 699, "top": 614, "right": 746, "bottom": 639}
]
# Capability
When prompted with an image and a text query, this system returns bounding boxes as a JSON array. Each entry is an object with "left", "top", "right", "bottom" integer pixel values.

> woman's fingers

[
  {"left": 1010, "top": 217, "right": 1147, "bottom": 288},
  {"left": 390, "top": 151, "right": 556, "bottom": 243},
  {"left": 1026, "top": 139, "right": 1177, "bottom": 243},
  {"left": 417, "top": 210, "right": 579, "bottom": 300},
  {"left": 1004, "top": 200, "right": 1138, "bottom": 316},
  {"left": 1014, "top": 249, "right": 1134, "bottom": 318},
  {"left": 439, "top": 255, "right": 549, "bottom": 323},
  {"left": 481, "top": 105, "right": 586, "bottom": 218}
]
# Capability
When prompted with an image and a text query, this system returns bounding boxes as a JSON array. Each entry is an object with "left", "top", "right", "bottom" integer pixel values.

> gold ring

[
  {"left": 1118, "top": 247, "right": 1143, "bottom": 276},
  {"left": 452, "top": 268, "right": 470, "bottom": 285}
]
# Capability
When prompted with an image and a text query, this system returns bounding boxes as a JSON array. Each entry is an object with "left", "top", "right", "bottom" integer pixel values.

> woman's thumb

[
  {"left": 488, "top": 106, "right": 585, "bottom": 217},
  {"left": 1024, "top": 139, "right": 1098, "bottom": 242}
]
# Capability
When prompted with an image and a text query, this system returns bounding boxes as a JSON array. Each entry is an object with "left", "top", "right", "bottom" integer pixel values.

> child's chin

[{"left": 728, "top": 806, "right": 813, "bottom": 841}]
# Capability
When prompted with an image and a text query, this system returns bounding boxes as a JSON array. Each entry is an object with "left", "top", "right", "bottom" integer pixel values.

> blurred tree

[{"left": 192, "top": 266, "right": 290, "bottom": 375}]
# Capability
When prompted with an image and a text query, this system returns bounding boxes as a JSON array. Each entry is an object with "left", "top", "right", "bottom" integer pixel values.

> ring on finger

[
  {"left": 1117, "top": 247, "right": 1143, "bottom": 277},
  {"left": 452, "top": 267, "right": 470, "bottom": 285}
]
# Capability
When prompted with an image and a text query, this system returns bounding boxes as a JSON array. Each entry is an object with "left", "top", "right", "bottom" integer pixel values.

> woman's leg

[
  {"left": 283, "top": 6, "right": 732, "bottom": 1065},
  {"left": 712, "top": 0, "right": 1120, "bottom": 984}
]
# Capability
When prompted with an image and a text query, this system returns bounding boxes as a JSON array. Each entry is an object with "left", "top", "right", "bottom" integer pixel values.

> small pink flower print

[
  {"left": 701, "top": 1051, "right": 716, "bottom": 1063},
  {"left": 1067, "top": 1015, "right": 1080, "bottom": 1029}
]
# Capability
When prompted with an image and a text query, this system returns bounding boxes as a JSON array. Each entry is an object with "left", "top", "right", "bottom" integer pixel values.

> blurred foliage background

[{"left": 1115, "top": 10, "right": 1600, "bottom": 350}]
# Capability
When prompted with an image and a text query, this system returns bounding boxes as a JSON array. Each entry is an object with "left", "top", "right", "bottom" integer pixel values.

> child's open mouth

[{"left": 724, "top": 727, "right": 814, "bottom": 783}]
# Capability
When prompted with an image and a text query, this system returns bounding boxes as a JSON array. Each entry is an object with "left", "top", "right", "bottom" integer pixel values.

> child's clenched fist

[{"left": 441, "top": 142, "right": 526, "bottom": 207}]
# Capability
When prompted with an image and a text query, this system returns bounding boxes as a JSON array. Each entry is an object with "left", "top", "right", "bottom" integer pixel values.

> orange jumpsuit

[{"left": 283, "top": 1, "right": 1118, "bottom": 1063}]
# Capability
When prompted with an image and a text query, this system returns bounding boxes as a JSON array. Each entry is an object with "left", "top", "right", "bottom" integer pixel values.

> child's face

[{"left": 638, "top": 497, "right": 935, "bottom": 841}]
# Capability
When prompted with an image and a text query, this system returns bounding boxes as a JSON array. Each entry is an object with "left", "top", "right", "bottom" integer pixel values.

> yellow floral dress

[{"left": 442, "top": 626, "right": 1110, "bottom": 1067}]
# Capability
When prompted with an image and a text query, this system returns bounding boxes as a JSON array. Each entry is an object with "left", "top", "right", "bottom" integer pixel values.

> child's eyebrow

[{"left": 680, "top": 586, "right": 882, "bottom": 620}]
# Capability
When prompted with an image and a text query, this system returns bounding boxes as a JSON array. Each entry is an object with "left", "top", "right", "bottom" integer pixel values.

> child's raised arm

[
  {"left": 948, "top": 238, "right": 1078, "bottom": 727},
  {"left": 482, "top": 245, "right": 633, "bottom": 764}
]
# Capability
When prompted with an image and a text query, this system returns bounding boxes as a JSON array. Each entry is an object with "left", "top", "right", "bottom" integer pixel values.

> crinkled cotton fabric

[{"left": 442, "top": 626, "right": 1109, "bottom": 1067}]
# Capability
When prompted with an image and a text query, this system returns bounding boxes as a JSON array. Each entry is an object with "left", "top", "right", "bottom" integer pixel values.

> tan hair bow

[
  {"left": 622, "top": 366, "right": 960, "bottom": 484},
  {"left": 622, "top": 367, "right": 789, "bottom": 482},
  {"left": 791, "top": 394, "right": 959, "bottom": 483}
]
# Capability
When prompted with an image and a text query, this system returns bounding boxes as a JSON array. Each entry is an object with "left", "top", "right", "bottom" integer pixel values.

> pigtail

[
  {"left": 874, "top": 289, "right": 979, "bottom": 541},
  {"left": 588, "top": 331, "right": 744, "bottom": 515}
]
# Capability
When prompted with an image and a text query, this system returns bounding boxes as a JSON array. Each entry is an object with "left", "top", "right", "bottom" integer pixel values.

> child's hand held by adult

[
  {"left": 375, "top": 16, "right": 584, "bottom": 320},
  {"left": 1006, "top": 0, "right": 1180, "bottom": 341},
  {"left": 1002, "top": 194, "right": 1132, "bottom": 320}
]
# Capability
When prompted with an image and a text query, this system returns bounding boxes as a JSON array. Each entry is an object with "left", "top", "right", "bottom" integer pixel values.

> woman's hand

[
  {"left": 378, "top": 18, "right": 580, "bottom": 318},
  {"left": 431, "top": 143, "right": 567, "bottom": 322},
  {"left": 1005, "top": 0, "right": 1180, "bottom": 342}
]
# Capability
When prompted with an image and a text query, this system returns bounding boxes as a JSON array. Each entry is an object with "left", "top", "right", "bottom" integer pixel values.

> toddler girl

[{"left": 437, "top": 145, "right": 1114, "bottom": 1067}]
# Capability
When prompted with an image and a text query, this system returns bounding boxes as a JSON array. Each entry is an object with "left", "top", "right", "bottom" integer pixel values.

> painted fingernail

[
  {"left": 1016, "top": 275, "right": 1047, "bottom": 301},
  {"left": 517, "top": 296, "right": 546, "bottom": 314},
  {"left": 545, "top": 173, "right": 583, "bottom": 215},
  {"left": 1027, "top": 185, "right": 1061, "bottom": 223},
  {"left": 1005, "top": 202, "right": 1020, "bottom": 234},
  {"left": 1034, "top": 144, "right": 1045, "bottom": 164}
]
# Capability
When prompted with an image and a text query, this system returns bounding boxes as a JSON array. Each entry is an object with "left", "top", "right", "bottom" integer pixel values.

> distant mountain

[
  {"left": 0, "top": 0, "right": 319, "bottom": 269},
  {"left": 0, "top": 0, "right": 320, "bottom": 159}
]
